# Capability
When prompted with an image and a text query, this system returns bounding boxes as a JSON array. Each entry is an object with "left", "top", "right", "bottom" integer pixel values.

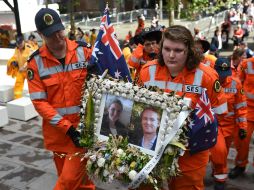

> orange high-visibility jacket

[
  {"left": 239, "top": 57, "right": 254, "bottom": 121},
  {"left": 203, "top": 54, "right": 217, "bottom": 68},
  {"left": 218, "top": 76, "right": 247, "bottom": 131},
  {"left": 128, "top": 44, "right": 158, "bottom": 79},
  {"left": 139, "top": 60, "right": 227, "bottom": 172},
  {"left": 27, "top": 39, "right": 92, "bottom": 153}
]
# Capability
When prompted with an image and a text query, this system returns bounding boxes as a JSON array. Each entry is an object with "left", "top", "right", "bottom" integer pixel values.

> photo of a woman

[{"left": 100, "top": 98, "right": 128, "bottom": 137}]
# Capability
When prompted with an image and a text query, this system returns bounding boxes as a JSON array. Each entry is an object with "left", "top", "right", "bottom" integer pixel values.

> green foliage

[
  {"left": 80, "top": 91, "right": 95, "bottom": 148},
  {"left": 166, "top": 0, "right": 242, "bottom": 21}
]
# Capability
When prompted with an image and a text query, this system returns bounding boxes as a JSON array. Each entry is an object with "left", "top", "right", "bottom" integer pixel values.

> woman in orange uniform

[{"left": 139, "top": 25, "right": 227, "bottom": 190}]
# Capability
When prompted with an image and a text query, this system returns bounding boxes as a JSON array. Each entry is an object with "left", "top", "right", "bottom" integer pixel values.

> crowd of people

[{"left": 3, "top": 1, "right": 254, "bottom": 190}]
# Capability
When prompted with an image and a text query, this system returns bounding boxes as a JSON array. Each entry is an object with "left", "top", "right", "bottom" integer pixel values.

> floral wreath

[{"left": 77, "top": 74, "right": 192, "bottom": 190}]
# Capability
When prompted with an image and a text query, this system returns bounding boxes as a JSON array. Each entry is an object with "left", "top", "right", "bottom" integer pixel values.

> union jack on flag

[
  {"left": 89, "top": 7, "right": 132, "bottom": 82},
  {"left": 188, "top": 89, "right": 218, "bottom": 154}
]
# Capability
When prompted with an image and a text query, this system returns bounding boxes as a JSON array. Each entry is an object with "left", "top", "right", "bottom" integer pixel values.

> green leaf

[
  {"left": 80, "top": 91, "right": 95, "bottom": 148},
  {"left": 170, "top": 141, "right": 186, "bottom": 150}
]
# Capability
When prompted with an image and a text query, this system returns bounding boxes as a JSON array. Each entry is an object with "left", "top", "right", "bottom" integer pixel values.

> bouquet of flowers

[{"left": 78, "top": 74, "right": 191, "bottom": 189}]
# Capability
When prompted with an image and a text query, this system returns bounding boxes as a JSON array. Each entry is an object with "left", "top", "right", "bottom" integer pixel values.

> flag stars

[
  {"left": 206, "top": 129, "right": 211, "bottom": 133},
  {"left": 188, "top": 120, "right": 195, "bottom": 129},
  {"left": 92, "top": 41, "right": 102, "bottom": 60},
  {"left": 114, "top": 70, "right": 121, "bottom": 78}
]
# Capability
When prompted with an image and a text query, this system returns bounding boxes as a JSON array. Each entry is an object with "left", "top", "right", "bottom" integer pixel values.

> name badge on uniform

[
  {"left": 224, "top": 88, "right": 237, "bottom": 94},
  {"left": 73, "top": 61, "right": 88, "bottom": 70},
  {"left": 185, "top": 85, "right": 202, "bottom": 94}
]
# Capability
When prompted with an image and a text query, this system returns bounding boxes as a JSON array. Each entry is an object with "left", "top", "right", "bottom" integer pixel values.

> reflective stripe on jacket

[
  {"left": 140, "top": 60, "right": 227, "bottom": 114},
  {"left": 240, "top": 57, "right": 254, "bottom": 121},
  {"left": 27, "top": 38, "right": 92, "bottom": 152},
  {"left": 221, "top": 77, "right": 247, "bottom": 130},
  {"left": 139, "top": 59, "right": 227, "bottom": 173}
]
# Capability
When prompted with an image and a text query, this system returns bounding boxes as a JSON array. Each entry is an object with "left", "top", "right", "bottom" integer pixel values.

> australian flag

[
  {"left": 89, "top": 8, "right": 132, "bottom": 82},
  {"left": 188, "top": 88, "right": 218, "bottom": 154}
]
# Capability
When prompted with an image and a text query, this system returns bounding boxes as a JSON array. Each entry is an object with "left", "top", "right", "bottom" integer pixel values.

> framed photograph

[
  {"left": 128, "top": 102, "right": 163, "bottom": 155},
  {"left": 79, "top": 75, "right": 191, "bottom": 189},
  {"left": 80, "top": 75, "right": 190, "bottom": 156},
  {"left": 98, "top": 94, "right": 133, "bottom": 140}
]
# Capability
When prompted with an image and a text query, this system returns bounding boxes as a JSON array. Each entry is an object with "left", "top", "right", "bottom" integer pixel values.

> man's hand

[
  {"left": 239, "top": 128, "right": 247, "bottom": 140},
  {"left": 66, "top": 126, "right": 82, "bottom": 147}
]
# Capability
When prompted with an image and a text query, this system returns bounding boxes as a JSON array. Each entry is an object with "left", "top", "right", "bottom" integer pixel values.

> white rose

[
  {"left": 117, "top": 149, "right": 124, "bottom": 157},
  {"left": 108, "top": 174, "right": 114, "bottom": 183},
  {"left": 165, "top": 146, "right": 174, "bottom": 154},
  {"left": 89, "top": 155, "right": 96, "bottom": 162},
  {"left": 103, "top": 169, "right": 109, "bottom": 177},
  {"left": 169, "top": 113, "right": 176, "bottom": 120},
  {"left": 97, "top": 157, "right": 105, "bottom": 167},
  {"left": 117, "top": 165, "right": 126, "bottom": 173},
  {"left": 128, "top": 170, "right": 138, "bottom": 181}
]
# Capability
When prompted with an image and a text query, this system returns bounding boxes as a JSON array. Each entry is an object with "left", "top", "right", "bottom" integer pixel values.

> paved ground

[
  {"left": 1, "top": 17, "right": 254, "bottom": 190},
  {"left": 0, "top": 116, "right": 253, "bottom": 190},
  {"left": 0, "top": 117, "right": 57, "bottom": 190}
]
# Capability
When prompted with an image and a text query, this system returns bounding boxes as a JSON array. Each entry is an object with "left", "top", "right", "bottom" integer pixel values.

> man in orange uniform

[
  {"left": 228, "top": 54, "right": 254, "bottom": 179},
  {"left": 135, "top": 14, "right": 145, "bottom": 35},
  {"left": 210, "top": 57, "right": 247, "bottom": 190},
  {"left": 26, "top": 8, "right": 95, "bottom": 190},
  {"left": 128, "top": 27, "right": 162, "bottom": 80},
  {"left": 7, "top": 35, "right": 34, "bottom": 99},
  {"left": 139, "top": 25, "right": 227, "bottom": 190},
  {"left": 194, "top": 39, "right": 216, "bottom": 68},
  {"left": 230, "top": 48, "right": 246, "bottom": 79}
]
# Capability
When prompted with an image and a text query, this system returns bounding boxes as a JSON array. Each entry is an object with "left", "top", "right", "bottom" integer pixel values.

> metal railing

[
  {"left": 184, "top": 10, "right": 228, "bottom": 38},
  {"left": 61, "top": 8, "right": 227, "bottom": 36},
  {"left": 61, "top": 9, "right": 164, "bottom": 27}
]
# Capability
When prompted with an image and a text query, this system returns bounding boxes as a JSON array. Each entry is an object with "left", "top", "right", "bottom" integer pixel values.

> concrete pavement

[{"left": 0, "top": 117, "right": 57, "bottom": 190}]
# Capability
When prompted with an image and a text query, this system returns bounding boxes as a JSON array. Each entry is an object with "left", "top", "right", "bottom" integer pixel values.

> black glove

[
  {"left": 66, "top": 126, "right": 82, "bottom": 147},
  {"left": 239, "top": 128, "right": 247, "bottom": 140}
]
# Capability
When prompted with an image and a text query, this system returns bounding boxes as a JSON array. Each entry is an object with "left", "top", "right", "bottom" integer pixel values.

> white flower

[
  {"left": 117, "top": 165, "right": 126, "bottom": 173},
  {"left": 89, "top": 155, "right": 96, "bottom": 162},
  {"left": 108, "top": 174, "right": 114, "bottom": 183},
  {"left": 103, "top": 169, "right": 109, "bottom": 177},
  {"left": 87, "top": 159, "right": 92, "bottom": 168},
  {"left": 182, "top": 105, "right": 188, "bottom": 111},
  {"left": 125, "top": 82, "right": 133, "bottom": 89},
  {"left": 165, "top": 146, "right": 174, "bottom": 154},
  {"left": 116, "top": 149, "right": 124, "bottom": 157},
  {"left": 169, "top": 113, "right": 176, "bottom": 120},
  {"left": 97, "top": 157, "right": 105, "bottom": 167},
  {"left": 128, "top": 170, "right": 138, "bottom": 181},
  {"left": 174, "top": 106, "right": 181, "bottom": 112}
]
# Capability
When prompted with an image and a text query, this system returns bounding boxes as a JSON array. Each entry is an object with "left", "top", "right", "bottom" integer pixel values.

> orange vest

[
  {"left": 27, "top": 38, "right": 92, "bottom": 153},
  {"left": 203, "top": 54, "right": 217, "bottom": 68},
  {"left": 240, "top": 57, "right": 254, "bottom": 121},
  {"left": 128, "top": 44, "right": 158, "bottom": 79},
  {"left": 139, "top": 60, "right": 227, "bottom": 172},
  {"left": 219, "top": 77, "right": 247, "bottom": 132}
]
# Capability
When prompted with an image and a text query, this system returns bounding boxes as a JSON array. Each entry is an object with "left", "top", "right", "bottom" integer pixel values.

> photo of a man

[
  {"left": 129, "top": 104, "right": 162, "bottom": 152},
  {"left": 140, "top": 107, "right": 160, "bottom": 150}
]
